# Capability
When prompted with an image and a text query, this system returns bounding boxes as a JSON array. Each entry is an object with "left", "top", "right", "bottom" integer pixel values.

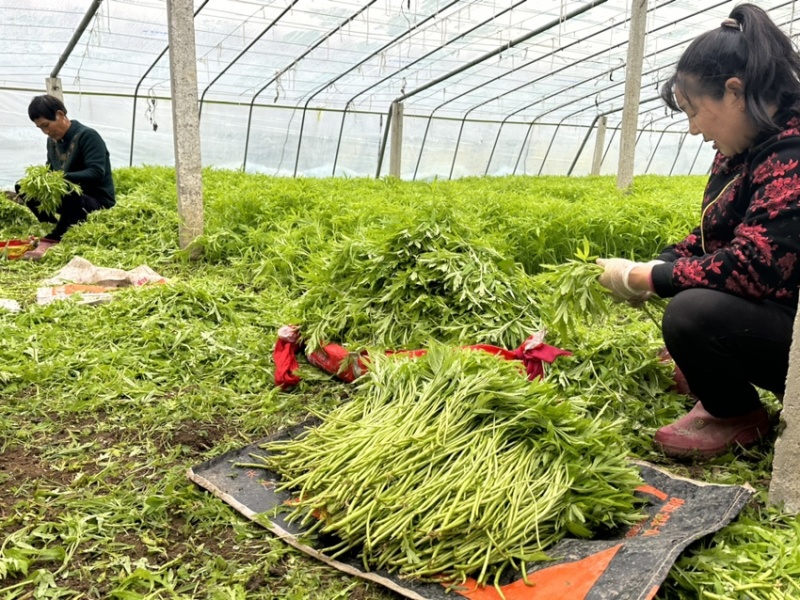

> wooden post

[
  {"left": 166, "top": 0, "right": 204, "bottom": 253},
  {"left": 616, "top": 0, "right": 648, "bottom": 189}
]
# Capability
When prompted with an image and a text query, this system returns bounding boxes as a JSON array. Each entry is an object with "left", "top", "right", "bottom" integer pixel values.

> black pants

[
  {"left": 16, "top": 183, "right": 104, "bottom": 242},
  {"left": 661, "top": 288, "right": 794, "bottom": 418}
]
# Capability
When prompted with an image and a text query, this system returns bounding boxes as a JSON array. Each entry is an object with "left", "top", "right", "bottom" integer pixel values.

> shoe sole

[{"left": 654, "top": 426, "right": 768, "bottom": 459}]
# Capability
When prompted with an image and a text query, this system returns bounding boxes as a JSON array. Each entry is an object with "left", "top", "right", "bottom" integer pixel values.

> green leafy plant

[
  {"left": 532, "top": 240, "right": 612, "bottom": 341},
  {"left": 17, "top": 164, "right": 82, "bottom": 216},
  {"left": 255, "top": 346, "right": 643, "bottom": 591},
  {"left": 296, "top": 218, "right": 541, "bottom": 351},
  {"left": 1, "top": 167, "right": 797, "bottom": 600}
]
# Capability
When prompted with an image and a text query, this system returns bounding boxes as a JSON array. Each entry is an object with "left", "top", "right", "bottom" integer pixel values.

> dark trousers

[
  {"left": 661, "top": 288, "right": 794, "bottom": 418},
  {"left": 16, "top": 183, "right": 104, "bottom": 242}
]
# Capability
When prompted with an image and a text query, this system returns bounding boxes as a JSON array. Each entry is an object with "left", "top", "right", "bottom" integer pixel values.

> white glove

[{"left": 596, "top": 258, "right": 647, "bottom": 302}]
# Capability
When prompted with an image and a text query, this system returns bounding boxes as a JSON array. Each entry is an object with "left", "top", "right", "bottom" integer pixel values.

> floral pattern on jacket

[{"left": 652, "top": 112, "right": 800, "bottom": 309}]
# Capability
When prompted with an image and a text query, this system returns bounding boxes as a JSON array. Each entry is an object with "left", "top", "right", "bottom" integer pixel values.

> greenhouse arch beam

[
  {"left": 587, "top": 104, "right": 667, "bottom": 175},
  {"left": 670, "top": 131, "right": 689, "bottom": 175},
  {"left": 376, "top": 0, "right": 609, "bottom": 179},
  {"left": 51, "top": 0, "right": 104, "bottom": 80},
  {"left": 587, "top": 107, "right": 661, "bottom": 175},
  {"left": 485, "top": 75, "right": 636, "bottom": 176},
  {"left": 242, "top": 1, "right": 379, "bottom": 172},
  {"left": 331, "top": 0, "right": 529, "bottom": 177},
  {"left": 129, "top": 0, "right": 211, "bottom": 167},
  {"left": 484, "top": 38, "right": 695, "bottom": 178},
  {"left": 440, "top": 0, "right": 688, "bottom": 180},
  {"left": 577, "top": 104, "right": 683, "bottom": 175},
  {"left": 645, "top": 119, "right": 684, "bottom": 172},
  {"left": 293, "top": 0, "right": 464, "bottom": 177},
  {"left": 197, "top": 0, "right": 301, "bottom": 120},
  {"left": 689, "top": 137, "right": 707, "bottom": 173},
  {"left": 566, "top": 97, "right": 660, "bottom": 175},
  {"left": 475, "top": 0, "right": 795, "bottom": 178}
]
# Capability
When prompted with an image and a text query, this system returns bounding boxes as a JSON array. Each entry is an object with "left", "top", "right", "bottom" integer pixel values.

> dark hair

[
  {"left": 28, "top": 95, "right": 67, "bottom": 121},
  {"left": 660, "top": 4, "right": 800, "bottom": 133}
]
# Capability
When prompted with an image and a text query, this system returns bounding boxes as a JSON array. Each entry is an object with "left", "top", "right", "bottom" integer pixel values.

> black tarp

[{"left": 188, "top": 421, "right": 753, "bottom": 600}]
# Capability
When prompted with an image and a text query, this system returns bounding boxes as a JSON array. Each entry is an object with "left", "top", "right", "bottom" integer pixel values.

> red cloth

[
  {"left": 395, "top": 340, "right": 571, "bottom": 381},
  {"left": 512, "top": 335, "right": 573, "bottom": 380},
  {"left": 274, "top": 325, "right": 302, "bottom": 389},
  {"left": 273, "top": 327, "right": 572, "bottom": 387}
]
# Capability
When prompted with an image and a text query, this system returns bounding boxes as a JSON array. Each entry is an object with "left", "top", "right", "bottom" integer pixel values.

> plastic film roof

[
  {"left": 1, "top": 0, "right": 799, "bottom": 182},
  {"left": 3, "top": 0, "right": 798, "bottom": 125}
]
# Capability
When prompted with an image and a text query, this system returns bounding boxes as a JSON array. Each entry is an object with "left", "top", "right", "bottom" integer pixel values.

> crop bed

[{"left": 1, "top": 168, "right": 799, "bottom": 599}]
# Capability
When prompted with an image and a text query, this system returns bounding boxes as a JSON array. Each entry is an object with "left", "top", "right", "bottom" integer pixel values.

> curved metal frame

[
  {"left": 688, "top": 138, "right": 707, "bottom": 174},
  {"left": 129, "top": 0, "right": 210, "bottom": 166},
  {"left": 645, "top": 119, "right": 682, "bottom": 172},
  {"left": 568, "top": 98, "right": 661, "bottom": 175},
  {"left": 122, "top": 0, "right": 799, "bottom": 176},
  {"left": 330, "top": 0, "right": 528, "bottom": 177},
  {"left": 376, "top": 0, "right": 609, "bottom": 179},
  {"left": 51, "top": 0, "right": 105, "bottom": 79},
  {"left": 294, "top": 0, "right": 464, "bottom": 177},
  {"left": 443, "top": 0, "right": 688, "bottom": 180},
  {"left": 197, "top": 0, "right": 300, "bottom": 120},
  {"left": 241, "top": 1, "right": 380, "bottom": 172}
]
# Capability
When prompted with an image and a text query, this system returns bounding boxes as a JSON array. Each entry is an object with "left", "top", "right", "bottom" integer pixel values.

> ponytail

[{"left": 661, "top": 4, "right": 800, "bottom": 133}]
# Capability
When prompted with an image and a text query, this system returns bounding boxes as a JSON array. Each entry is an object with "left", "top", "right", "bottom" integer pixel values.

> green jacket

[{"left": 47, "top": 120, "right": 115, "bottom": 208}]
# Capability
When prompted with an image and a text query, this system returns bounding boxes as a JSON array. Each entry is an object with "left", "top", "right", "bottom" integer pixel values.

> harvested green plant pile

[
  {"left": 297, "top": 218, "right": 540, "bottom": 351},
  {"left": 257, "top": 345, "right": 643, "bottom": 588},
  {"left": 17, "top": 164, "right": 82, "bottom": 216},
  {"left": 4, "top": 169, "right": 799, "bottom": 599}
]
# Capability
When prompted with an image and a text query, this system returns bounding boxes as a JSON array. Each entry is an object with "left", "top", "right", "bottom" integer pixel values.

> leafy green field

[{"left": 1, "top": 168, "right": 799, "bottom": 599}]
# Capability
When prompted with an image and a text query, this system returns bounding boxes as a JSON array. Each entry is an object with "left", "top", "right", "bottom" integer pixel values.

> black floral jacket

[{"left": 651, "top": 111, "right": 800, "bottom": 310}]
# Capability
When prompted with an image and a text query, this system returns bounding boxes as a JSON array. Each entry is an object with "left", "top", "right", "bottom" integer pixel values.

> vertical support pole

[
  {"left": 769, "top": 310, "right": 800, "bottom": 514},
  {"left": 166, "top": 0, "right": 204, "bottom": 254},
  {"left": 616, "top": 0, "right": 648, "bottom": 190},
  {"left": 46, "top": 78, "right": 63, "bottom": 101},
  {"left": 591, "top": 115, "right": 608, "bottom": 175},
  {"left": 390, "top": 102, "right": 404, "bottom": 178}
]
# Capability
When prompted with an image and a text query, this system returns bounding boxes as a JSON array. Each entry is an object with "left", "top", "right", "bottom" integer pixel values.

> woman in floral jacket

[{"left": 597, "top": 3, "right": 800, "bottom": 458}]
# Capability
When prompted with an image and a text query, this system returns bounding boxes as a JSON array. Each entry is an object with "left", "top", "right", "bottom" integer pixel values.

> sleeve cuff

[{"left": 650, "top": 262, "right": 677, "bottom": 298}]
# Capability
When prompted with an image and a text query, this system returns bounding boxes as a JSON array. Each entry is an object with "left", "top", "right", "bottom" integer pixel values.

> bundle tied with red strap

[
  {"left": 274, "top": 325, "right": 303, "bottom": 389},
  {"left": 273, "top": 326, "right": 571, "bottom": 389}
]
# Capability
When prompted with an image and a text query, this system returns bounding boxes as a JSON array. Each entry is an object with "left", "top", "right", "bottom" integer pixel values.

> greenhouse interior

[
  {"left": 2, "top": 0, "right": 800, "bottom": 598},
  {"left": 5, "top": 0, "right": 785, "bottom": 183}
]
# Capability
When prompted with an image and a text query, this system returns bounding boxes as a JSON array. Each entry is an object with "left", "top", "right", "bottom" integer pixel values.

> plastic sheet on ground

[
  {"left": 188, "top": 420, "right": 754, "bottom": 600},
  {"left": 36, "top": 256, "right": 166, "bottom": 305},
  {"left": 0, "top": 299, "right": 21, "bottom": 313}
]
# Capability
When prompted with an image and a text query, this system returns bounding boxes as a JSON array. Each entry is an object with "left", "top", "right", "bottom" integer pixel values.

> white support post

[
  {"left": 591, "top": 115, "right": 608, "bottom": 175},
  {"left": 390, "top": 101, "right": 404, "bottom": 178},
  {"left": 45, "top": 78, "right": 63, "bottom": 101},
  {"left": 616, "top": 0, "right": 648, "bottom": 190},
  {"left": 166, "top": 0, "right": 204, "bottom": 253},
  {"left": 769, "top": 311, "right": 800, "bottom": 514}
]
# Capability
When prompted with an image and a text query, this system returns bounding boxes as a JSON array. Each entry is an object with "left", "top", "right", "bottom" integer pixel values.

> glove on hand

[
  {"left": 596, "top": 257, "right": 648, "bottom": 302},
  {"left": 626, "top": 259, "right": 667, "bottom": 307}
]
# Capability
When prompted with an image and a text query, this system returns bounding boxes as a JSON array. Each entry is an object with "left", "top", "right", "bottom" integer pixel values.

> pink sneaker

[
  {"left": 654, "top": 401, "right": 771, "bottom": 458},
  {"left": 22, "top": 238, "right": 59, "bottom": 261}
]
